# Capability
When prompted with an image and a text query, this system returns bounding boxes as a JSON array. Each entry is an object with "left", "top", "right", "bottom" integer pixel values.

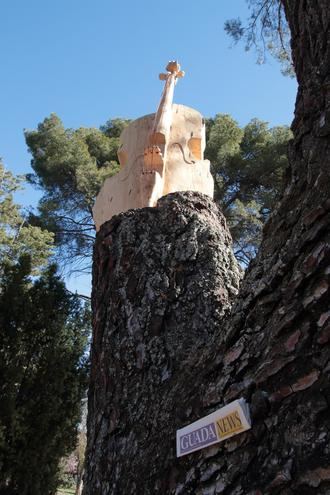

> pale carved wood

[{"left": 92, "top": 62, "right": 213, "bottom": 231}]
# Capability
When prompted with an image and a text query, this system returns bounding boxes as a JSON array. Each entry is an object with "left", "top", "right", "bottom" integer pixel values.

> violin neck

[{"left": 150, "top": 73, "right": 176, "bottom": 146}]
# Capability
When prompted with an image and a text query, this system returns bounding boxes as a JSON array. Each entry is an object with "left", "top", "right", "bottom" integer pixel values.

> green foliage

[
  {"left": 25, "top": 114, "right": 130, "bottom": 271},
  {"left": 0, "top": 162, "right": 53, "bottom": 273},
  {"left": 224, "top": 0, "right": 294, "bottom": 77},
  {"left": 57, "top": 488, "right": 75, "bottom": 495},
  {"left": 0, "top": 257, "right": 90, "bottom": 495},
  {"left": 0, "top": 160, "right": 89, "bottom": 493},
  {"left": 26, "top": 113, "right": 291, "bottom": 268},
  {"left": 205, "top": 114, "right": 292, "bottom": 263},
  {"left": 57, "top": 429, "right": 86, "bottom": 493}
]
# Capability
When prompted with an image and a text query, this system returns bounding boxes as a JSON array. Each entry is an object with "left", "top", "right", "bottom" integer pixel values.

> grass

[{"left": 57, "top": 488, "right": 75, "bottom": 495}]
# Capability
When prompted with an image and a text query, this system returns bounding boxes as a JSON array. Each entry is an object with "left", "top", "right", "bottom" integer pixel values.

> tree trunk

[
  {"left": 84, "top": 1, "right": 330, "bottom": 493},
  {"left": 83, "top": 192, "right": 241, "bottom": 494},
  {"left": 75, "top": 471, "right": 84, "bottom": 495}
]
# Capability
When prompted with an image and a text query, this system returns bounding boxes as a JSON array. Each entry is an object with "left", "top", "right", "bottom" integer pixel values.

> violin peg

[{"left": 166, "top": 61, "right": 181, "bottom": 73}]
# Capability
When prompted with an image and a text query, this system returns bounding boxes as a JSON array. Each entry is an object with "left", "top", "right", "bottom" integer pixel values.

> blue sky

[{"left": 1, "top": 0, "right": 297, "bottom": 294}]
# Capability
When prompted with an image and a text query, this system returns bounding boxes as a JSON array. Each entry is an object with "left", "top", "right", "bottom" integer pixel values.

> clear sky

[{"left": 1, "top": 0, "right": 297, "bottom": 293}]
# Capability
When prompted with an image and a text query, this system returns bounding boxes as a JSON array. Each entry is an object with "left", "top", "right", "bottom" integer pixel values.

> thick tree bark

[
  {"left": 84, "top": 192, "right": 241, "bottom": 493},
  {"left": 84, "top": 1, "right": 330, "bottom": 493}
]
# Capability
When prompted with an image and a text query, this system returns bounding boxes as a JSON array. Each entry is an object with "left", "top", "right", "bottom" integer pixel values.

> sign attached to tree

[{"left": 176, "top": 399, "right": 251, "bottom": 457}]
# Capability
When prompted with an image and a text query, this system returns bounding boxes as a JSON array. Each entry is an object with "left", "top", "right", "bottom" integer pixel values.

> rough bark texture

[
  {"left": 84, "top": 1, "right": 330, "bottom": 493},
  {"left": 84, "top": 192, "right": 241, "bottom": 494}
]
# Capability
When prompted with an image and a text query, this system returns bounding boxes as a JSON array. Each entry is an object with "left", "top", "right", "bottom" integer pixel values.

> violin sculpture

[{"left": 93, "top": 61, "right": 214, "bottom": 231}]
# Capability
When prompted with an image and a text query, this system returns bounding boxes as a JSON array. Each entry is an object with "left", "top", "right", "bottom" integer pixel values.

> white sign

[{"left": 176, "top": 398, "right": 251, "bottom": 457}]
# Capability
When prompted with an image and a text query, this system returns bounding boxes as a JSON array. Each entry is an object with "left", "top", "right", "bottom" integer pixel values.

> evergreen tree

[
  {"left": 25, "top": 115, "right": 130, "bottom": 272},
  {"left": 25, "top": 114, "right": 291, "bottom": 268},
  {"left": 205, "top": 115, "right": 292, "bottom": 263},
  {"left": 0, "top": 163, "right": 90, "bottom": 494},
  {"left": 0, "top": 258, "right": 90, "bottom": 495},
  {"left": 224, "top": 0, "right": 294, "bottom": 76},
  {"left": 0, "top": 161, "right": 53, "bottom": 274}
]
